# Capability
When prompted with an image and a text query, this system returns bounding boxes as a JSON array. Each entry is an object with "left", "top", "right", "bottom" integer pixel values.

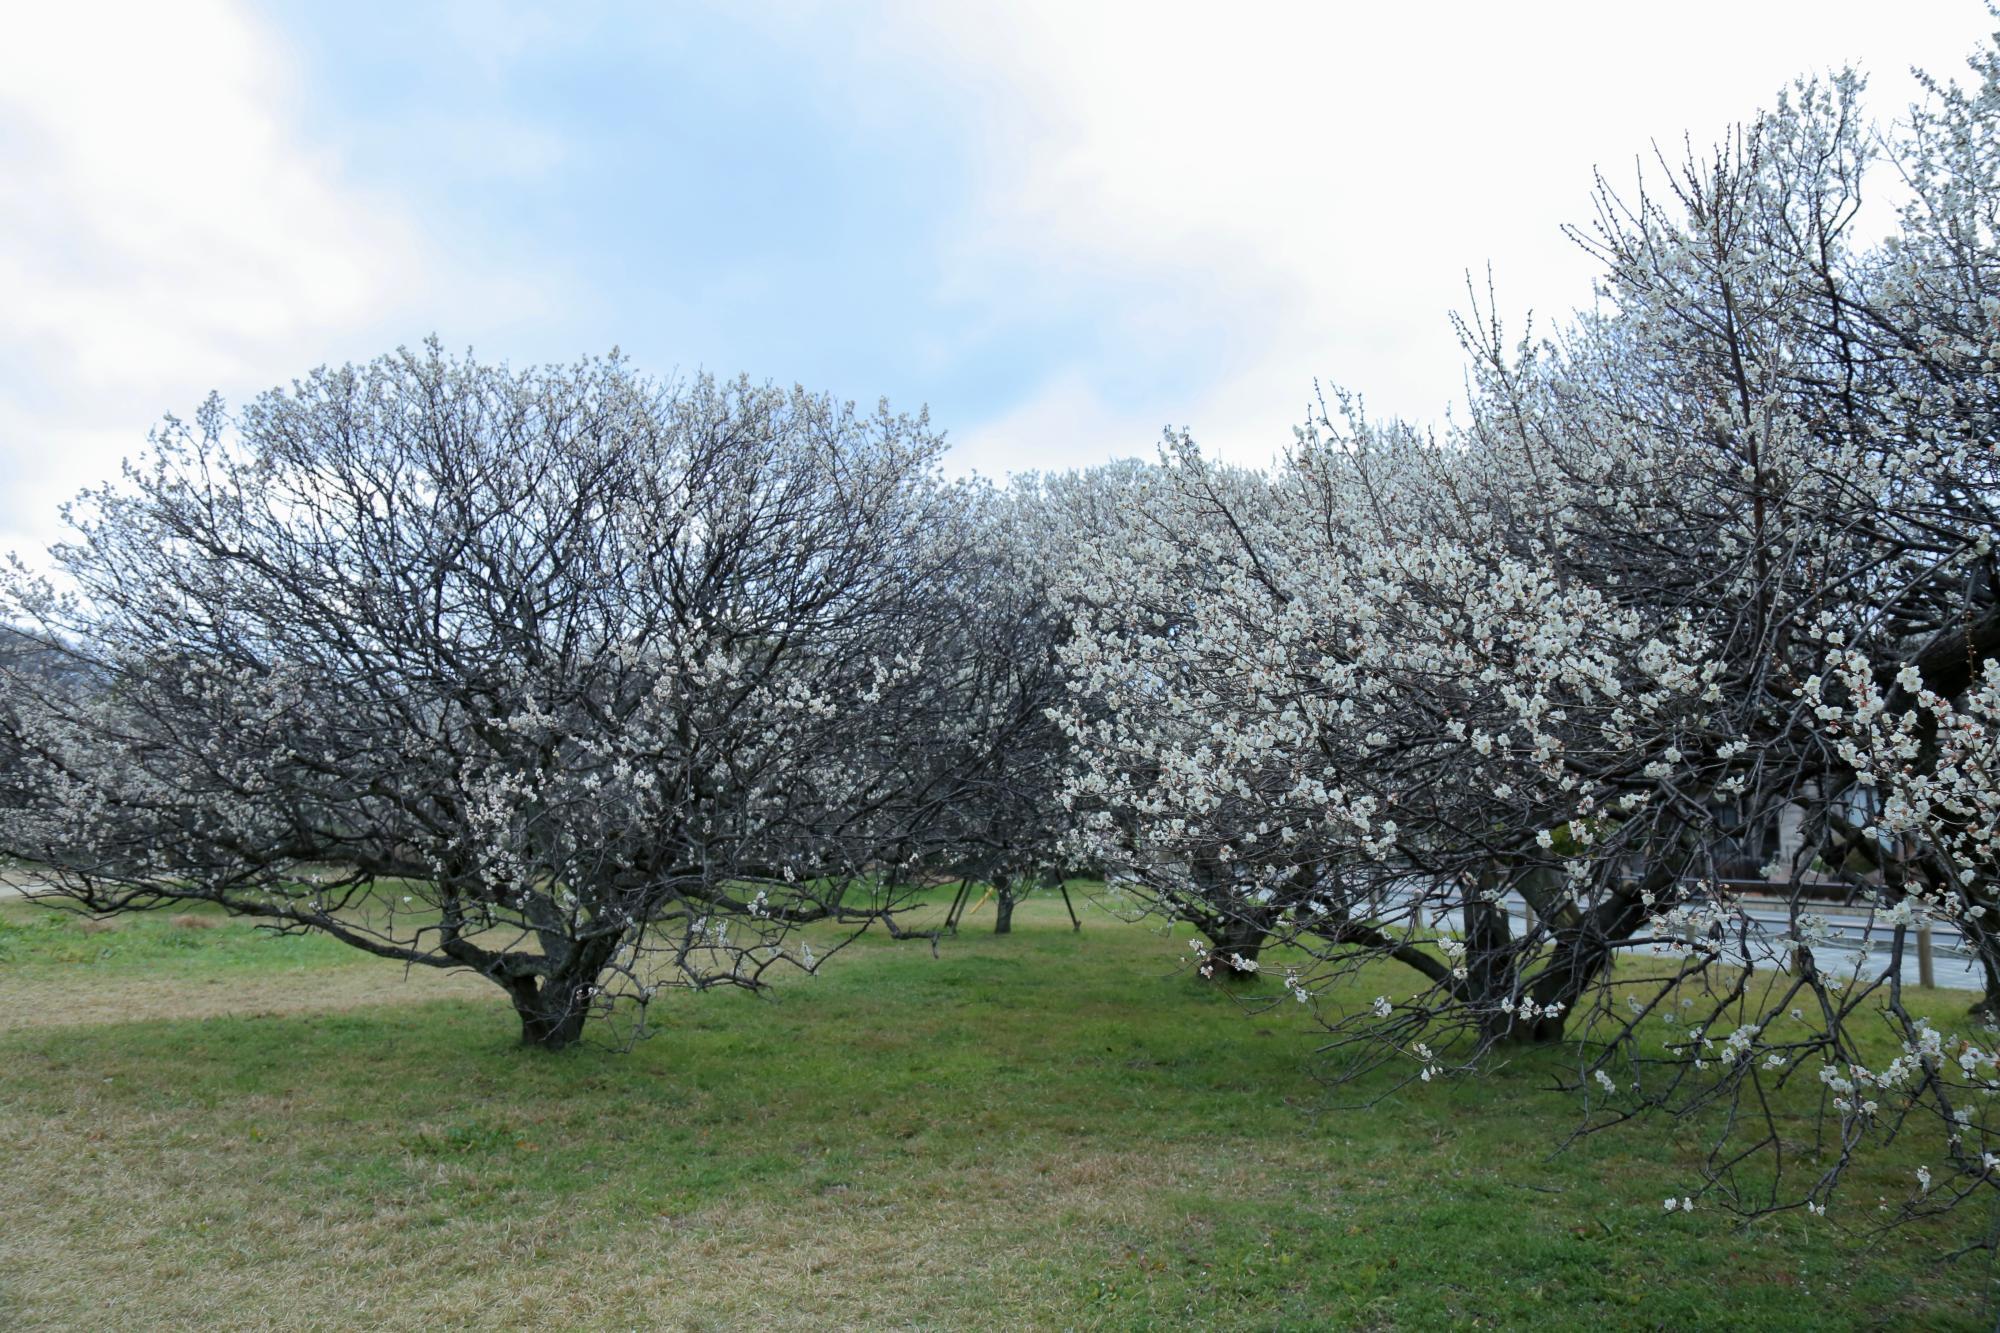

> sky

[{"left": 0, "top": 0, "right": 1994, "bottom": 556}]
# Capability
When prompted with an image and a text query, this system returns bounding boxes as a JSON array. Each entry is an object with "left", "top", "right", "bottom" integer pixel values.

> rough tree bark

[{"left": 992, "top": 877, "right": 1016, "bottom": 935}]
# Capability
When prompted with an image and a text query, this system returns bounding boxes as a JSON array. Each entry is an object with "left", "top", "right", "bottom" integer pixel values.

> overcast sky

[{"left": 1, "top": 1, "right": 1993, "bottom": 555}]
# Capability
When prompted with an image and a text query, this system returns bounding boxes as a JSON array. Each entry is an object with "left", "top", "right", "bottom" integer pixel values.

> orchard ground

[{"left": 0, "top": 891, "right": 1993, "bottom": 1330}]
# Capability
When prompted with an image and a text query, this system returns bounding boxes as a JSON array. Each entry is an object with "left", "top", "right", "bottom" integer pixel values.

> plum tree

[{"left": 0, "top": 345, "right": 969, "bottom": 1049}]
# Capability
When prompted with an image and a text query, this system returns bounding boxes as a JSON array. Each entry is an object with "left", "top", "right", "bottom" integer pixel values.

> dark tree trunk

[
  {"left": 500, "top": 972, "right": 595, "bottom": 1051},
  {"left": 993, "top": 882, "right": 1016, "bottom": 935},
  {"left": 1189, "top": 848, "right": 1268, "bottom": 981},
  {"left": 1205, "top": 918, "right": 1267, "bottom": 981},
  {"left": 1517, "top": 847, "right": 1686, "bottom": 1044},
  {"left": 1462, "top": 892, "right": 1522, "bottom": 1043},
  {"left": 1519, "top": 887, "right": 1651, "bottom": 1043}
]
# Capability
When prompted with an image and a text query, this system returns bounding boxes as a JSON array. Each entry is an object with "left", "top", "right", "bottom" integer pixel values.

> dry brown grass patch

[
  {"left": 0, "top": 1087, "right": 1202, "bottom": 1332},
  {"left": 0, "top": 962, "right": 490, "bottom": 1034}
]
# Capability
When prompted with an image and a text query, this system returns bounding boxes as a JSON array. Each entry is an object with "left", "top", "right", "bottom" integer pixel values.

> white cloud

[
  {"left": 0, "top": 0, "right": 429, "bottom": 554},
  {"left": 6, "top": 0, "right": 1987, "bottom": 531},
  {"left": 946, "top": 372, "right": 1161, "bottom": 480},
  {"left": 885, "top": 0, "right": 1997, "bottom": 473}
]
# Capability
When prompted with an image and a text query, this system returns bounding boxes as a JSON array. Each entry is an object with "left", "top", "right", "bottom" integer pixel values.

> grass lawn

[{"left": 1, "top": 892, "right": 1995, "bottom": 1329}]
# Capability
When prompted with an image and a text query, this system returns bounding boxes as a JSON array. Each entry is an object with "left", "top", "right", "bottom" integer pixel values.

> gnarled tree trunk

[
  {"left": 497, "top": 972, "right": 595, "bottom": 1050},
  {"left": 495, "top": 935, "right": 620, "bottom": 1050},
  {"left": 1204, "top": 915, "right": 1270, "bottom": 981}
]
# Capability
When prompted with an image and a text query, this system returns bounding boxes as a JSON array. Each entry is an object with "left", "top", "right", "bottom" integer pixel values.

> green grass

[
  {"left": 0, "top": 898, "right": 357, "bottom": 970},
  {"left": 0, "top": 893, "right": 1994, "bottom": 1329}
]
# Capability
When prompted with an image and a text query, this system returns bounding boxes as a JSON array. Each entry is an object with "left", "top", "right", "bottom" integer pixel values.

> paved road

[
  {"left": 0, "top": 869, "right": 62, "bottom": 902},
  {"left": 1390, "top": 890, "right": 1987, "bottom": 992}
]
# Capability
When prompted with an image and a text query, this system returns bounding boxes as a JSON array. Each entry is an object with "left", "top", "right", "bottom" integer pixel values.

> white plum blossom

[
  {"left": 0, "top": 350, "right": 988, "bottom": 1049},
  {"left": 1040, "top": 35, "right": 2000, "bottom": 1237}
]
